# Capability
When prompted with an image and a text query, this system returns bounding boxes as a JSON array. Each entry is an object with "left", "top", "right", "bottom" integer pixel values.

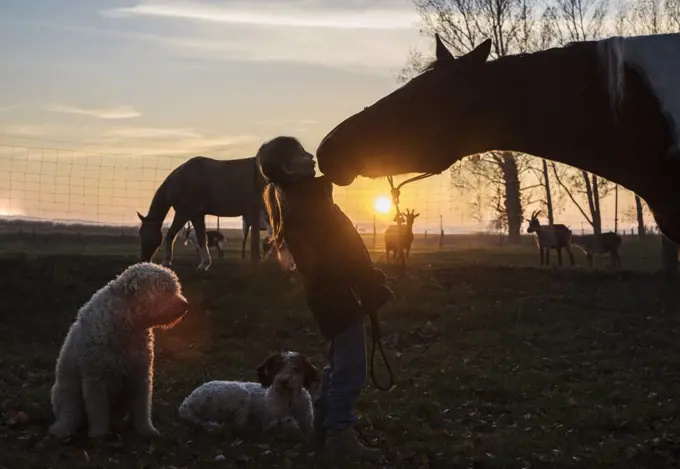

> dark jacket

[{"left": 278, "top": 176, "right": 392, "bottom": 339}]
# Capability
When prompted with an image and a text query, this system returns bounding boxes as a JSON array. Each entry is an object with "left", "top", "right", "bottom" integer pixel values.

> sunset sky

[{"left": 0, "top": 0, "right": 649, "bottom": 232}]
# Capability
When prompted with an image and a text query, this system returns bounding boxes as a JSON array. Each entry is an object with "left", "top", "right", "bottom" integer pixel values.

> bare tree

[
  {"left": 618, "top": 0, "right": 680, "bottom": 34},
  {"left": 634, "top": 194, "right": 647, "bottom": 237},
  {"left": 669, "top": 0, "right": 680, "bottom": 29},
  {"left": 525, "top": 157, "right": 567, "bottom": 225},
  {"left": 550, "top": 162, "right": 615, "bottom": 234}
]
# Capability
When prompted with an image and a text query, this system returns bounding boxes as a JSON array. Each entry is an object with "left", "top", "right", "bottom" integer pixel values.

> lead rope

[
  {"left": 387, "top": 172, "right": 439, "bottom": 219},
  {"left": 368, "top": 308, "right": 395, "bottom": 392},
  {"left": 361, "top": 172, "right": 441, "bottom": 394},
  {"left": 387, "top": 172, "right": 440, "bottom": 275}
]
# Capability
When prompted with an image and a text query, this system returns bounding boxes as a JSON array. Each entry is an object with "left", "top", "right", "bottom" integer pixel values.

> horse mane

[
  {"left": 596, "top": 36, "right": 626, "bottom": 119},
  {"left": 420, "top": 58, "right": 438, "bottom": 74},
  {"left": 416, "top": 48, "right": 531, "bottom": 77}
]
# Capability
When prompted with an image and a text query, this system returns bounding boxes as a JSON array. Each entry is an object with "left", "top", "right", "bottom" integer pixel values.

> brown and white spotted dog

[{"left": 178, "top": 351, "right": 318, "bottom": 437}]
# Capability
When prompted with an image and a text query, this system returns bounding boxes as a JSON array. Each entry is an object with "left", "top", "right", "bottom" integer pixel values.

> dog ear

[
  {"left": 301, "top": 356, "right": 319, "bottom": 390},
  {"left": 257, "top": 353, "right": 282, "bottom": 388}
]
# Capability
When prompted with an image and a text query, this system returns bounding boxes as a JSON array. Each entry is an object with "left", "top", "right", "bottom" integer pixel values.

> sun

[{"left": 374, "top": 196, "right": 391, "bottom": 214}]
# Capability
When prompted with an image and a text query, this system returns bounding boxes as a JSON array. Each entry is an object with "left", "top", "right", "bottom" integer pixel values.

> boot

[{"left": 325, "top": 427, "right": 382, "bottom": 466}]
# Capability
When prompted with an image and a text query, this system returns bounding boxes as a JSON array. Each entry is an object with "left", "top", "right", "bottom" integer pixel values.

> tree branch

[{"left": 550, "top": 162, "right": 594, "bottom": 225}]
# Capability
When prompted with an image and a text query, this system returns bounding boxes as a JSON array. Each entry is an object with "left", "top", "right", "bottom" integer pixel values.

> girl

[{"left": 257, "top": 136, "right": 394, "bottom": 464}]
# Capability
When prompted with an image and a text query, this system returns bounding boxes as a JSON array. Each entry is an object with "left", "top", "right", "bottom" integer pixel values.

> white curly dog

[
  {"left": 49, "top": 262, "right": 189, "bottom": 439},
  {"left": 178, "top": 351, "right": 318, "bottom": 438}
]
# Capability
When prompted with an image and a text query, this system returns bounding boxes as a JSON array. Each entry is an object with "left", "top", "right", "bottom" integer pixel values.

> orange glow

[{"left": 374, "top": 196, "right": 391, "bottom": 214}]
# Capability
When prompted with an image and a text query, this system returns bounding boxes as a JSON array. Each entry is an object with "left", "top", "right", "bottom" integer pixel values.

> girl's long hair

[{"left": 263, "top": 183, "right": 286, "bottom": 251}]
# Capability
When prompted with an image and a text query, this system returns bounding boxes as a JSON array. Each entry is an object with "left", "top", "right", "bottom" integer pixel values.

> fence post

[{"left": 373, "top": 215, "right": 376, "bottom": 250}]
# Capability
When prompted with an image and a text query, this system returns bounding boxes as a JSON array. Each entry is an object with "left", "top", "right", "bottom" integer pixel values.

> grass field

[{"left": 1, "top": 232, "right": 679, "bottom": 468}]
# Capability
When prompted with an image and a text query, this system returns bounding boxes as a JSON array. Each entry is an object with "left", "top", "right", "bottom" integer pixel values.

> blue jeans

[{"left": 314, "top": 315, "right": 367, "bottom": 431}]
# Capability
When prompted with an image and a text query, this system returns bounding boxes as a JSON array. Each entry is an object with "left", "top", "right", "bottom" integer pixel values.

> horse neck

[
  {"left": 462, "top": 45, "right": 635, "bottom": 189},
  {"left": 144, "top": 184, "right": 172, "bottom": 224}
]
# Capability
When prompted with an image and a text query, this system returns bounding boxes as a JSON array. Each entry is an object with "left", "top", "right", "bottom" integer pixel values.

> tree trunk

[
  {"left": 635, "top": 195, "right": 646, "bottom": 237},
  {"left": 500, "top": 152, "right": 523, "bottom": 244},
  {"left": 582, "top": 171, "right": 602, "bottom": 235},
  {"left": 592, "top": 174, "right": 602, "bottom": 235},
  {"left": 542, "top": 159, "right": 554, "bottom": 225},
  {"left": 614, "top": 185, "right": 619, "bottom": 234}
]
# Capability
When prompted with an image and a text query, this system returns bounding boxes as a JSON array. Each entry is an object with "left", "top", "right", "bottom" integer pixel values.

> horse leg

[
  {"left": 191, "top": 216, "right": 211, "bottom": 271},
  {"left": 217, "top": 242, "right": 224, "bottom": 258},
  {"left": 241, "top": 218, "right": 249, "bottom": 260},
  {"left": 163, "top": 214, "right": 190, "bottom": 267}
]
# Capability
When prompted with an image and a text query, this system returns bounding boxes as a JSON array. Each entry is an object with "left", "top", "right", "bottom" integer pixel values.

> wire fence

[{"left": 0, "top": 142, "right": 659, "bottom": 238}]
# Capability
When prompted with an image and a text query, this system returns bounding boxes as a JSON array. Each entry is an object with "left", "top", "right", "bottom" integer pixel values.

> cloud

[
  {"left": 0, "top": 104, "right": 18, "bottom": 112},
  {"left": 0, "top": 124, "right": 73, "bottom": 137},
  {"left": 43, "top": 103, "right": 141, "bottom": 119},
  {"left": 0, "top": 123, "right": 257, "bottom": 158},
  {"left": 253, "top": 118, "right": 317, "bottom": 126},
  {"left": 14, "top": 6, "right": 426, "bottom": 75},
  {"left": 102, "top": 1, "right": 420, "bottom": 30},
  {"left": 96, "top": 126, "right": 258, "bottom": 157},
  {"left": 139, "top": 28, "right": 420, "bottom": 75},
  {"left": 105, "top": 127, "right": 203, "bottom": 139}
]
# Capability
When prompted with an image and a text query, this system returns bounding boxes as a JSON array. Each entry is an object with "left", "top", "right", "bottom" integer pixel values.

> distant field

[
  {"left": 0, "top": 218, "right": 669, "bottom": 270},
  {"left": 1, "top": 227, "right": 678, "bottom": 468}
]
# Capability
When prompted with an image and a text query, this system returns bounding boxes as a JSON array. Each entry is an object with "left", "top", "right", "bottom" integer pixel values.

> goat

[
  {"left": 384, "top": 209, "right": 420, "bottom": 263},
  {"left": 183, "top": 223, "right": 227, "bottom": 259},
  {"left": 571, "top": 232, "right": 622, "bottom": 268},
  {"left": 526, "top": 210, "right": 575, "bottom": 267}
]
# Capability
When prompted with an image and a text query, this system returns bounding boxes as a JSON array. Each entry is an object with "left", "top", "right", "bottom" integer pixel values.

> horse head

[{"left": 137, "top": 211, "right": 164, "bottom": 261}]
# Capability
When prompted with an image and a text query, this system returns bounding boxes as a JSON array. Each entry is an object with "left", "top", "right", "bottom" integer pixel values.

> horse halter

[{"left": 387, "top": 172, "right": 439, "bottom": 219}]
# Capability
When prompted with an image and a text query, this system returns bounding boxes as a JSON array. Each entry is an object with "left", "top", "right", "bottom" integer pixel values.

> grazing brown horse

[
  {"left": 316, "top": 33, "right": 680, "bottom": 277},
  {"left": 137, "top": 156, "right": 264, "bottom": 271}
]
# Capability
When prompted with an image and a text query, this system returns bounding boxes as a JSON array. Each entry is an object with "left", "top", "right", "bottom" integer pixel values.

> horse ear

[
  {"left": 435, "top": 34, "right": 454, "bottom": 62},
  {"left": 137, "top": 212, "right": 145, "bottom": 222},
  {"left": 460, "top": 39, "right": 492, "bottom": 66}
]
